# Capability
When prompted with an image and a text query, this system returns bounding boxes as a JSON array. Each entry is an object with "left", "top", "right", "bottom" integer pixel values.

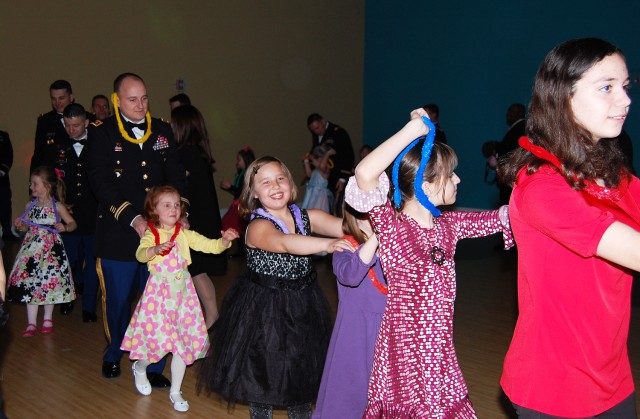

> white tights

[{"left": 26, "top": 303, "right": 53, "bottom": 325}]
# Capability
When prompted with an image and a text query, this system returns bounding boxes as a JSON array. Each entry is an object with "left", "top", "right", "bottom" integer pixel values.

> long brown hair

[
  {"left": 342, "top": 203, "right": 369, "bottom": 244},
  {"left": 170, "top": 104, "right": 214, "bottom": 164},
  {"left": 498, "top": 38, "right": 629, "bottom": 189},
  {"left": 238, "top": 156, "right": 297, "bottom": 219}
]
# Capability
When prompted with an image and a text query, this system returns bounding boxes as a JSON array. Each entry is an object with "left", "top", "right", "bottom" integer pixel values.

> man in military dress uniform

[
  {"left": 60, "top": 104, "right": 99, "bottom": 322},
  {"left": 31, "top": 80, "right": 76, "bottom": 173},
  {"left": 86, "top": 73, "right": 186, "bottom": 386}
]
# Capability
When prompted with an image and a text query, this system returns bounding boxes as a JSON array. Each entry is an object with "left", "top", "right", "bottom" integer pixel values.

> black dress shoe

[
  {"left": 60, "top": 301, "right": 74, "bottom": 315},
  {"left": 147, "top": 373, "right": 171, "bottom": 389},
  {"left": 102, "top": 361, "right": 121, "bottom": 379},
  {"left": 82, "top": 311, "right": 97, "bottom": 322}
]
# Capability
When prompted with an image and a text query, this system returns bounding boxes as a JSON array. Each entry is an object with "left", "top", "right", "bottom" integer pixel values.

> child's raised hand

[
  {"left": 220, "top": 228, "right": 240, "bottom": 247},
  {"left": 220, "top": 180, "right": 232, "bottom": 190},
  {"left": 410, "top": 107, "right": 429, "bottom": 120},
  {"left": 326, "top": 238, "right": 356, "bottom": 254},
  {"left": 327, "top": 148, "right": 336, "bottom": 156}
]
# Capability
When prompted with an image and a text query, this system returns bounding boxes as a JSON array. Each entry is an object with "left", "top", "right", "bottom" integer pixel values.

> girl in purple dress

[
  {"left": 313, "top": 204, "right": 386, "bottom": 419},
  {"left": 345, "top": 109, "right": 513, "bottom": 418}
]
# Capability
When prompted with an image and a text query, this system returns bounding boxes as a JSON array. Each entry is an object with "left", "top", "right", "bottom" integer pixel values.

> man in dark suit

[
  {"left": 31, "top": 80, "right": 76, "bottom": 173},
  {"left": 495, "top": 103, "right": 526, "bottom": 205},
  {"left": 307, "top": 113, "right": 355, "bottom": 216},
  {"left": 86, "top": 73, "right": 186, "bottom": 386},
  {"left": 0, "top": 130, "right": 15, "bottom": 241},
  {"left": 59, "top": 104, "right": 99, "bottom": 322}
]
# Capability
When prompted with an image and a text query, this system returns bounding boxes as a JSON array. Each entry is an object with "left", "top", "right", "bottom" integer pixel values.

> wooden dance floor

[{"left": 2, "top": 234, "right": 640, "bottom": 418}]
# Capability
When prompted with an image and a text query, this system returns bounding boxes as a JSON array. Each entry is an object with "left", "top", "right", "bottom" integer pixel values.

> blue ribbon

[{"left": 391, "top": 116, "right": 440, "bottom": 217}]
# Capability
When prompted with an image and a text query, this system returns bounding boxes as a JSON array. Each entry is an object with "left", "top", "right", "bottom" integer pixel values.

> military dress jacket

[
  {"left": 57, "top": 135, "right": 98, "bottom": 235},
  {"left": 86, "top": 116, "right": 186, "bottom": 261}
]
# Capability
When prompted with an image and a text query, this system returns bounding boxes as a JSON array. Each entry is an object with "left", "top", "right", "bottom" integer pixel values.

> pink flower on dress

[
  {"left": 182, "top": 313, "right": 194, "bottom": 329},
  {"left": 144, "top": 281, "right": 158, "bottom": 296},
  {"left": 146, "top": 337, "right": 159, "bottom": 352},
  {"left": 185, "top": 294, "right": 199, "bottom": 310},
  {"left": 162, "top": 340, "right": 173, "bottom": 353},
  {"left": 124, "top": 333, "right": 143, "bottom": 352},
  {"left": 142, "top": 317, "right": 159, "bottom": 336},
  {"left": 141, "top": 297, "right": 159, "bottom": 317},
  {"left": 165, "top": 252, "right": 180, "bottom": 273}
]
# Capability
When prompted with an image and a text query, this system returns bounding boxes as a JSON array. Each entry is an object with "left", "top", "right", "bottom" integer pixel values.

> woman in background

[{"left": 171, "top": 104, "right": 226, "bottom": 327}]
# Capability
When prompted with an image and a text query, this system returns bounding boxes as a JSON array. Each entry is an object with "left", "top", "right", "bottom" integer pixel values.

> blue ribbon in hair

[{"left": 391, "top": 116, "right": 440, "bottom": 217}]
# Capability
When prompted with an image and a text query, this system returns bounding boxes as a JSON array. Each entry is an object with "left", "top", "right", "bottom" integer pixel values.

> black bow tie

[
  {"left": 72, "top": 138, "right": 87, "bottom": 144},
  {"left": 126, "top": 121, "right": 148, "bottom": 131}
]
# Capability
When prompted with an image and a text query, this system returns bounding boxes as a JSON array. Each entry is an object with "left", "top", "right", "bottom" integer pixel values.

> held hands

[
  {"left": 220, "top": 180, "right": 232, "bottom": 190},
  {"left": 220, "top": 228, "right": 240, "bottom": 247},
  {"left": 326, "top": 238, "right": 356, "bottom": 254}
]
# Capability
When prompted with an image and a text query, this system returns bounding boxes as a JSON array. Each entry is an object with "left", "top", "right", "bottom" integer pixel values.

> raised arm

[{"left": 354, "top": 109, "right": 430, "bottom": 191}]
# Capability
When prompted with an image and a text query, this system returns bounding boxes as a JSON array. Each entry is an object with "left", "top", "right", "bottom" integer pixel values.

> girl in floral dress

[
  {"left": 120, "top": 185, "right": 238, "bottom": 412},
  {"left": 345, "top": 109, "right": 513, "bottom": 418},
  {"left": 9, "top": 166, "right": 76, "bottom": 337}
]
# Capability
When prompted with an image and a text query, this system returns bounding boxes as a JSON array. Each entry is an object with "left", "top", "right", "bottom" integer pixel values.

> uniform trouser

[
  {"left": 98, "top": 258, "right": 166, "bottom": 374},
  {"left": 0, "top": 183, "right": 11, "bottom": 237},
  {"left": 62, "top": 234, "right": 98, "bottom": 312}
]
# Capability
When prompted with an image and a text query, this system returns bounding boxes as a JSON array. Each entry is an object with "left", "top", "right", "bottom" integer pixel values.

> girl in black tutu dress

[{"left": 197, "top": 156, "right": 353, "bottom": 419}]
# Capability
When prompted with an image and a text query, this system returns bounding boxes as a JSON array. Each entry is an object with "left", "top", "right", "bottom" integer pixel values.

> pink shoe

[
  {"left": 41, "top": 319, "right": 54, "bottom": 334},
  {"left": 22, "top": 323, "right": 38, "bottom": 337}
]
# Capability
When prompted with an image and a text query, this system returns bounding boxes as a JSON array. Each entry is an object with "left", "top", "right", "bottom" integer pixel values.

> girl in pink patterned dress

[
  {"left": 345, "top": 109, "right": 513, "bottom": 418},
  {"left": 120, "top": 185, "right": 239, "bottom": 412}
]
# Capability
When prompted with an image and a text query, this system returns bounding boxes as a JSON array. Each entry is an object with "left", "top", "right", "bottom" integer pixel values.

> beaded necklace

[
  {"left": 19, "top": 197, "right": 60, "bottom": 234},
  {"left": 111, "top": 92, "right": 152, "bottom": 145},
  {"left": 251, "top": 205, "right": 306, "bottom": 235},
  {"left": 343, "top": 235, "right": 387, "bottom": 295},
  {"left": 147, "top": 221, "right": 181, "bottom": 256}
]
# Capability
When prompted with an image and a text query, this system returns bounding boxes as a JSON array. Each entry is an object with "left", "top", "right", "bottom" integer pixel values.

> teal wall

[{"left": 364, "top": 2, "right": 640, "bottom": 209}]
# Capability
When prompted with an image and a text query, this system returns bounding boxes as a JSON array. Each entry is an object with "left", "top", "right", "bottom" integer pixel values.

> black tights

[{"left": 249, "top": 402, "right": 312, "bottom": 419}]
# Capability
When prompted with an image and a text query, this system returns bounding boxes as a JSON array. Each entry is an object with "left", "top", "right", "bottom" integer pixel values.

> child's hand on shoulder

[
  {"left": 220, "top": 228, "right": 240, "bottom": 247},
  {"left": 326, "top": 238, "right": 356, "bottom": 254}
]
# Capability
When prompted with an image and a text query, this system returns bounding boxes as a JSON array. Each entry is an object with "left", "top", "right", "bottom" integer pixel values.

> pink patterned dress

[
  {"left": 345, "top": 174, "right": 513, "bottom": 418},
  {"left": 121, "top": 229, "right": 208, "bottom": 365}
]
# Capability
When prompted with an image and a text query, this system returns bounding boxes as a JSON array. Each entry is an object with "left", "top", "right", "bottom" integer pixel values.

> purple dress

[{"left": 313, "top": 245, "right": 387, "bottom": 419}]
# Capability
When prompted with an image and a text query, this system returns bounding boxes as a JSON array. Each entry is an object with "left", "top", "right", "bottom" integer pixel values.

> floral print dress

[
  {"left": 9, "top": 202, "right": 75, "bottom": 305},
  {"left": 121, "top": 230, "right": 209, "bottom": 365}
]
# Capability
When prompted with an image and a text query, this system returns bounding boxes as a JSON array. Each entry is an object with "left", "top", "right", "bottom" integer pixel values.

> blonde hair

[{"left": 238, "top": 156, "right": 297, "bottom": 219}]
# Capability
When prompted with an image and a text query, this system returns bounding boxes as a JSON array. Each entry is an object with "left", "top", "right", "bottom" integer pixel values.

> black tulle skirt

[{"left": 197, "top": 270, "right": 332, "bottom": 407}]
